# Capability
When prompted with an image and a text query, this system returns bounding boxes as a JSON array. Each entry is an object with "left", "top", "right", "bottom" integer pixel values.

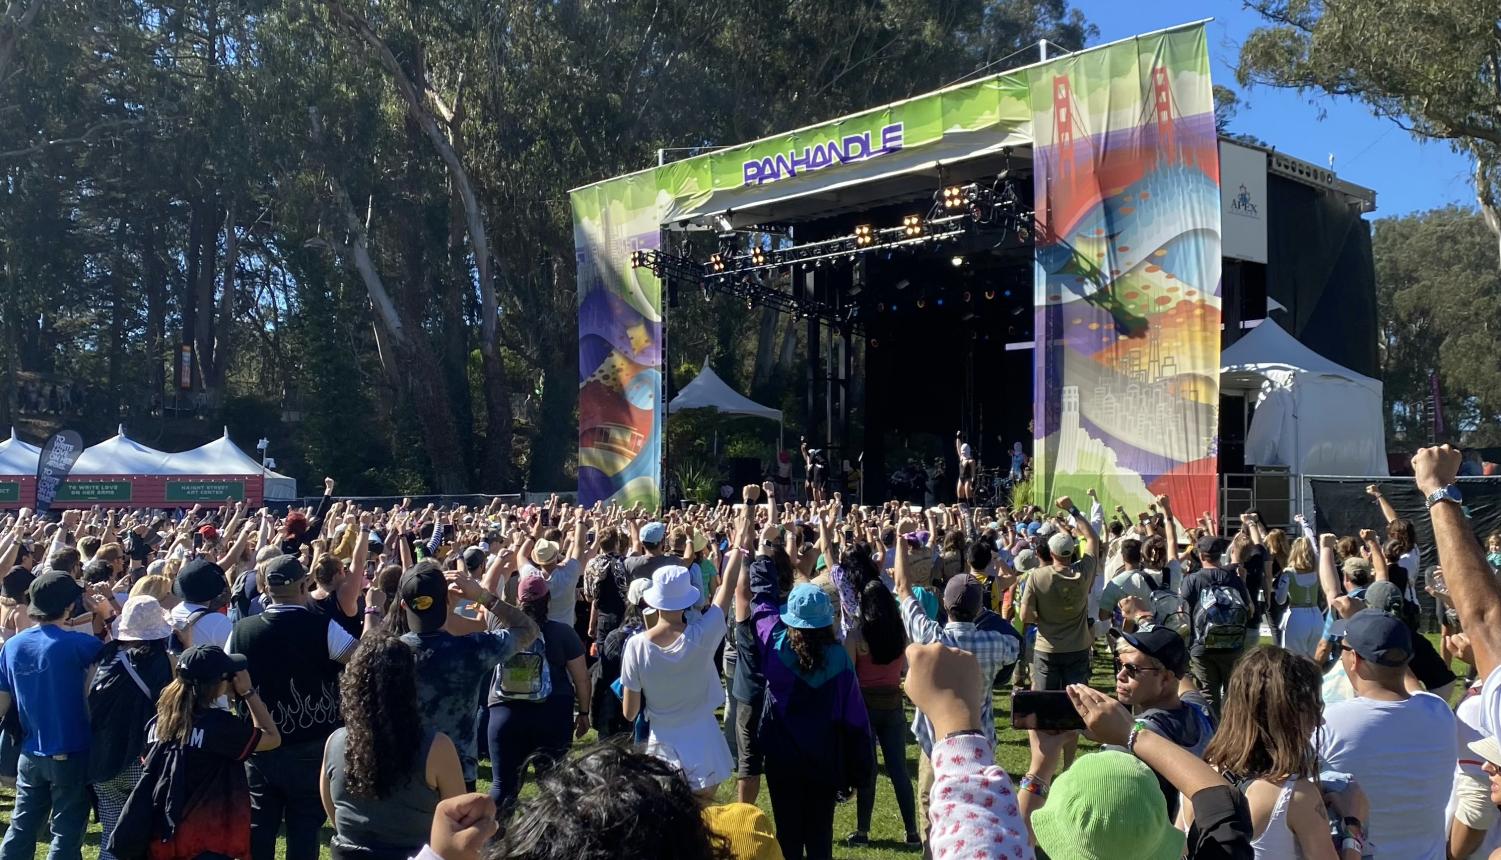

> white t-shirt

[
  {"left": 170, "top": 602, "right": 234, "bottom": 651},
  {"left": 1447, "top": 683, "right": 1501, "bottom": 857},
  {"left": 521, "top": 559, "right": 581, "bottom": 625},
  {"left": 1398, "top": 549, "right": 1421, "bottom": 603},
  {"left": 1316, "top": 692, "right": 1456, "bottom": 860},
  {"left": 619, "top": 605, "right": 727, "bottom": 728}
]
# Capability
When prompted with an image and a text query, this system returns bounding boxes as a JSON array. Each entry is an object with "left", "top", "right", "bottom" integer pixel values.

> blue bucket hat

[{"left": 780, "top": 582, "right": 833, "bottom": 630}]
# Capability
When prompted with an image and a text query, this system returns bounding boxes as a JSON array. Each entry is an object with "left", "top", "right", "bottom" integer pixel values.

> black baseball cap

[
  {"left": 1196, "top": 535, "right": 1229, "bottom": 558},
  {"left": 175, "top": 559, "right": 228, "bottom": 604},
  {"left": 1333, "top": 608, "right": 1412, "bottom": 667},
  {"left": 177, "top": 645, "right": 248, "bottom": 683},
  {"left": 263, "top": 554, "right": 307, "bottom": 588},
  {"left": 1109, "top": 626, "right": 1189, "bottom": 676},
  {"left": 28, "top": 569, "right": 83, "bottom": 618},
  {"left": 462, "top": 547, "right": 487, "bottom": 572},
  {"left": 399, "top": 563, "right": 449, "bottom": 633}
]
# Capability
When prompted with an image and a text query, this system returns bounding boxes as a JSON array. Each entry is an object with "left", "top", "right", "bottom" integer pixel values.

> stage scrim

[{"left": 1030, "top": 26, "right": 1222, "bottom": 526}]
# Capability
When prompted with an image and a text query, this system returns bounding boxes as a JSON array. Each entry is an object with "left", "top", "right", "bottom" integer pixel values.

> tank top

[
  {"left": 1249, "top": 778, "right": 1301, "bottom": 860},
  {"left": 325, "top": 728, "right": 439, "bottom": 860},
  {"left": 855, "top": 647, "right": 903, "bottom": 691},
  {"left": 1286, "top": 570, "right": 1320, "bottom": 609}
]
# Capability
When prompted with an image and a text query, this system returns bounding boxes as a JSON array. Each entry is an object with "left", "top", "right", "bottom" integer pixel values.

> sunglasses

[{"left": 1117, "top": 663, "right": 1164, "bottom": 678}]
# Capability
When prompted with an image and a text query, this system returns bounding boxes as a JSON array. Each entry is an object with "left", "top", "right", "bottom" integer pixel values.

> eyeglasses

[{"left": 1117, "top": 663, "right": 1163, "bottom": 678}]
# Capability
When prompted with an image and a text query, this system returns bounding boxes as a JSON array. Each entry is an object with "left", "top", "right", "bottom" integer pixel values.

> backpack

[
  {"left": 1194, "top": 578, "right": 1250, "bottom": 651},
  {"left": 87, "top": 649, "right": 159, "bottom": 784},
  {"left": 167, "top": 608, "right": 213, "bottom": 657},
  {"left": 1141, "top": 573, "right": 1192, "bottom": 642},
  {"left": 489, "top": 632, "right": 551, "bottom": 704}
]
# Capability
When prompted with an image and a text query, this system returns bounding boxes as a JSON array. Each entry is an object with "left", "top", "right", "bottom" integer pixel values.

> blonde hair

[
  {"left": 130, "top": 575, "right": 174, "bottom": 603},
  {"left": 1263, "top": 530, "right": 1289, "bottom": 572},
  {"left": 1287, "top": 538, "right": 1316, "bottom": 573}
]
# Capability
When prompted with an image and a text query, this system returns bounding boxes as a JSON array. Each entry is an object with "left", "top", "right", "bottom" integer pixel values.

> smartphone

[{"left": 1010, "top": 690, "right": 1085, "bottom": 731}]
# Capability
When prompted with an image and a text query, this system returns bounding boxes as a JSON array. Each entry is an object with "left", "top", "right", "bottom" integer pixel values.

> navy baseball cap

[
  {"left": 1333, "top": 608, "right": 1412, "bottom": 667},
  {"left": 1109, "top": 626, "right": 1189, "bottom": 676}
]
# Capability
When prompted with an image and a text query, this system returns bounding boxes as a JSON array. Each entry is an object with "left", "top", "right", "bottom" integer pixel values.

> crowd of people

[{"left": 0, "top": 444, "right": 1498, "bottom": 859}]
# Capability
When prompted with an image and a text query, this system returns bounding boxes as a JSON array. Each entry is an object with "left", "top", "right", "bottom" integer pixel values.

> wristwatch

[{"left": 1425, "top": 484, "right": 1463, "bottom": 509}]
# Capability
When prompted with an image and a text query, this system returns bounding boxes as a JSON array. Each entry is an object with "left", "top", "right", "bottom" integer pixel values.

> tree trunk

[
  {"left": 210, "top": 196, "right": 237, "bottom": 391},
  {"left": 193, "top": 196, "right": 218, "bottom": 395},
  {"left": 106, "top": 221, "right": 126, "bottom": 415},
  {"left": 326, "top": 0, "right": 512, "bottom": 488},
  {"left": 308, "top": 107, "right": 470, "bottom": 492},
  {"left": 182, "top": 199, "right": 201, "bottom": 387},
  {"left": 143, "top": 216, "right": 166, "bottom": 406}
]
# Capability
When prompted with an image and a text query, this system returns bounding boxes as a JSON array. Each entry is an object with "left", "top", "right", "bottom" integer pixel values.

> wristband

[
  {"left": 364, "top": 606, "right": 382, "bottom": 616},
  {"left": 1125, "top": 719, "right": 1148, "bottom": 755},
  {"left": 1340, "top": 836, "right": 1362, "bottom": 856},
  {"left": 1068, "top": 507, "right": 1082, "bottom": 520},
  {"left": 943, "top": 729, "right": 985, "bottom": 741},
  {"left": 1018, "top": 774, "right": 1048, "bottom": 797}
]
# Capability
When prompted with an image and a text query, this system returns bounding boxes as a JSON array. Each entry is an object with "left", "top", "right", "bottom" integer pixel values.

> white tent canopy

[
  {"left": 1220, "top": 320, "right": 1387, "bottom": 477},
  {"left": 73, "top": 426, "right": 171, "bottom": 475},
  {"left": 162, "top": 427, "right": 298, "bottom": 499},
  {"left": 667, "top": 364, "right": 783, "bottom": 446},
  {"left": 0, "top": 428, "right": 39, "bottom": 475}
]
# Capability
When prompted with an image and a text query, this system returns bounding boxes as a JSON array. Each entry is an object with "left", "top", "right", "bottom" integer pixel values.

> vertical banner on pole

[
  {"left": 1029, "top": 25, "right": 1222, "bottom": 526},
  {"left": 571, "top": 177, "right": 667, "bottom": 509},
  {"left": 34, "top": 430, "right": 84, "bottom": 516}
]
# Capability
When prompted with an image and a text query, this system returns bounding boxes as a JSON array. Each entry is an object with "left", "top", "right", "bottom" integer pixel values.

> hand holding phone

[{"left": 1010, "top": 690, "right": 1085, "bottom": 731}]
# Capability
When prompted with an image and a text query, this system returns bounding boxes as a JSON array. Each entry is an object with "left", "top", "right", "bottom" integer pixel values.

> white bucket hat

[
  {"left": 117, "top": 595, "right": 174, "bottom": 642},
  {"left": 642, "top": 565, "right": 699, "bottom": 612}
]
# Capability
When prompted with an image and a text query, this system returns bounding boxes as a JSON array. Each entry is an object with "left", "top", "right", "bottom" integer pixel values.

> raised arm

[
  {"left": 1057, "top": 495, "right": 1099, "bottom": 561},
  {"left": 1365, "top": 484, "right": 1399, "bottom": 525},
  {"left": 217, "top": 518, "right": 256, "bottom": 570},
  {"left": 568, "top": 513, "right": 586, "bottom": 564},
  {"left": 1359, "top": 529, "right": 1388, "bottom": 582},
  {"left": 1318, "top": 533, "right": 1343, "bottom": 606},
  {"left": 1414, "top": 446, "right": 1501, "bottom": 680}
]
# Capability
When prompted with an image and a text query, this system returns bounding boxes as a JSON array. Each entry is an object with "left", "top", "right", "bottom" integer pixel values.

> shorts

[
  {"left": 1032, "top": 648, "right": 1091, "bottom": 691},
  {"left": 734, "top": 695, "right": 765, "bottom": 777}
]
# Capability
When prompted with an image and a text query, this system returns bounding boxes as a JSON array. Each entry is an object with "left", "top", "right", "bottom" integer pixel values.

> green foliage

[
  {"left": 1238, "top": 0, "right": 1501, "bottom": 212},
  {"left": 1374, "top": 206, "right": 1501, "bottom": 445},
  {"left": 0, "top": 0, "right": 1096, "bottom": 493}
]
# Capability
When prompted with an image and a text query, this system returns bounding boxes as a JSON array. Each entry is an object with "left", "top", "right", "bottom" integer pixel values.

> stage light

[
  {"left": 984, "top": 290, "right": 995, "bottom": 300},
  {"left": 942, "top": 186, "right": 964, "bottom": 210},
  {"left": 916, "top": 298, "right": 926, "bottom": 309},
  {"left": 962, "top": 291, "right": 972, "bottom": 302},
  {"left": 936, "top": 298, "right": 945, "bottom": 307},
  {"left": 854, "top": 224, "right": 874, "bottom": 247},
  {"left": 1003, "top": 289, "right": 1012, "bottom": 298},
  {"left": 902, "top": 214, "right": 924, "bottom": 238},
  {"left": 715, "top": 213, "right": 734, "bottom": 233},
  {"left": 895, "top": 279, "right": 910, "bottom": 291},
  {"left": 751, "top": 247, "right": 765, "bottom": 266},
  {"left": 709, "top": 253, "right": 726, "bottom": 273},
  {"left": 950, "top": 255, "right": 964, "bottom": 268},
  {"left": 630, "top": 249, "right": 648, "bottom": 269}
]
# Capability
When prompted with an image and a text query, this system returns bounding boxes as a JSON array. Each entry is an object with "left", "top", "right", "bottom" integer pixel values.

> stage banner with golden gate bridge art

[
  {"left": 1029, "top": 24, "right": 1221, "bottom": 527},
  {"left": 571, "top": 175, "right": 667, "bottom": 509}
]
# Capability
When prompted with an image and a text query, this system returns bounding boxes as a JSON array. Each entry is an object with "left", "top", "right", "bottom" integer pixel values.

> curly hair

[
  {"left": 338, "top": 631, "right": 422, "bottom": 799},
  {"left": 787, "top": 624, "right": 836, "bottom": 676},
  {"left": 499, "top": 742, "right": 727, "bottom": 860}
]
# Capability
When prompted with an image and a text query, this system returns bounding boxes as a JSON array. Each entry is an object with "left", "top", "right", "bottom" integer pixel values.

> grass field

[{"left": 0, "top": 634, "right": 1462, "bottom": 859}]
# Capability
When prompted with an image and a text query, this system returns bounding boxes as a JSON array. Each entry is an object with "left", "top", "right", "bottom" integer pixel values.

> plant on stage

[{"left": 672, "top": 458, "right": 717, "bottom": 505}]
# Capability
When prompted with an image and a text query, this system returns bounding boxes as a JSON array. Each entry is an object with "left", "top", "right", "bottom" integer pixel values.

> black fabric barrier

[{"left": 1308, "top": 477, "right": 1501, "bottom": 571}]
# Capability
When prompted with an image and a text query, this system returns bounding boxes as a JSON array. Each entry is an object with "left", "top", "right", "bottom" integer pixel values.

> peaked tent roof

[
  {"left": 0, "top": 428, "right": 39, "bottom": 475},
  {"left": 72, "top": 425, "right": 172, "bottom": 475},
  {"left": 1220, "top": 319, "right": 1380, "bottom": 390},
  {"left": 163, "top": 428, "right": 271, "bottom": 474},
  {"left": 667, "top": 365, "right": 782, "bottom": 422}
]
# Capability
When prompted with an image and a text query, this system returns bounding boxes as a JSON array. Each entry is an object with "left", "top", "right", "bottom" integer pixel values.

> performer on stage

[
  {"left": 801, "top": 437, "right": 827, "bottom": 504},
  {"left": 955, "top": 431, "right": 976, "bottom": 506}
]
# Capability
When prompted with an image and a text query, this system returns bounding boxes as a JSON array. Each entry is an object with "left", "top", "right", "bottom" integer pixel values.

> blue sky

[{"left": 1071, "top": 1, "right": 1474, "bottom": 218}]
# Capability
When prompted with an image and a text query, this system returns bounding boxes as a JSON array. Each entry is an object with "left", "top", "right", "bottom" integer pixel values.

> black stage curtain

[{"left": 1308, "top": 477, "right": 1501, "bottom": 570}]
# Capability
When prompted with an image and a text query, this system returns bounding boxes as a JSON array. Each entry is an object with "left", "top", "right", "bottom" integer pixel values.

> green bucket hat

[{"left": 1031, "top": 750, "right": 1185, "bottom": 860}]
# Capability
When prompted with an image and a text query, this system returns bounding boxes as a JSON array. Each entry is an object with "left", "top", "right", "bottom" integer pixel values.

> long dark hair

[
  {"left": 339, "top": 631, "right": 422, "bottom": 799},
  {"left": 857, "top": 580, "right": 905, "bottom": 665},
  {"left": 839, "top": 543, "right": 881, "bottom": 593},
  {"left": 770, "top": 546, "right": 795, "bottom": 595},
  {"left": 787, "top": 625, "right": 836, "bottom": 676}
]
